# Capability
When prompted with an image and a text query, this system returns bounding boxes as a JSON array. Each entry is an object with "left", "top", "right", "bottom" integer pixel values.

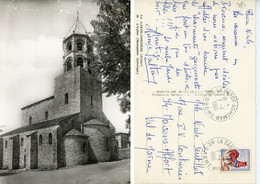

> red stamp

[{"left": 221, "top": 149, "right": 250, "bottom": 171}]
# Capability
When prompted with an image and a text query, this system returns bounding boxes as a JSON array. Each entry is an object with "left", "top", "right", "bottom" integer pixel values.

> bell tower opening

[
  {"left": 77, "top": 57, "right": 84, "bottom": 67},
  {"left": 62, "top": 14, "right": 94, "bottom": 73}
]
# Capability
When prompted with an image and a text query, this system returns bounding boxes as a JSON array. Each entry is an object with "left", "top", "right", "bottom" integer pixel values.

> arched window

[
  {"left": 39, "top": 135, "right": 42, "bottom": 145},
  {"left": 77, "top": 57, "right": 84, "bottom": 67},
  {"left": 65, "top": 93, "right": 69, "bottom": 104},
  {"left": 48, "top": 133, "right": 52, "bottom": 145},
  {"left": 77, "top": 41, "right": 83, "bottom": 51},
  {"left": 29, "top": 116, "right": 32, "bottom": 125},
  {"left": 21, "top": 138, "right": 24, "bottom": 146},
  {"left": 5, "top": 140, "right": 7, "bottom": 148},
  {"left": 45, "top": 111, "right": 48, "bottom": 120},
  {"left": 66, "top": 59, "right": 72, "bottom": 71},
  {"left": 67, "top": 42, "right": 72, "bottom": 53}
]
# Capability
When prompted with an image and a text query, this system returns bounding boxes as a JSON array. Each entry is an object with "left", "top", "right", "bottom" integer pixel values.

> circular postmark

[
  {"left": 203, "top": 87, "right": 238, "bottom": 122},
  {"left": 202, "top": 137, "right": 235, "bottom": 172}
]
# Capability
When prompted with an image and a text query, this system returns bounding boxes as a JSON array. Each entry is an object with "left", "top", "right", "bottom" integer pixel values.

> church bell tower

[
  {"left": 53, "top": 15, "right": 103, "bottom": 121},
  {"left": 63, "top": 15, "right": 94, "bottom": 74}
]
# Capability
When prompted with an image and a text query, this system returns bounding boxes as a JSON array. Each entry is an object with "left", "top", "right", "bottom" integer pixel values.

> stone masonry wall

[
  {"left": 80, "top": 68, "right": 105, "bottom": 123},
  {"left": 37, "top": 126, "right": 58, "bottom": 170},
  {"left": 30, "top": 132, "right": 38, "bottom": 169},
  {"left": 3, "top": 136, "right": 11, "bottom": 169},
  {"left": 12, "top": 136, "right": 20, "bottom": 170},
  {"left": 83, "top": 125, "right": 110, "bottom": 162},
  {"left": 54, "top": 67, "right": 81, "bottom": 119},
  {"left": 64, "top": 136, "right": 88, "bottom": 167},
  {"left": 57, "top": 113, "right": 81, "bottom": 168},
  {"left": 118, "top": 148, "right": 130, "bottom": 160},
  {"left": 21, "top": 97, "right": 55, "bottom": 127},
  {"left": 19, "top": 131, "right": 33, "bottom": 169}
]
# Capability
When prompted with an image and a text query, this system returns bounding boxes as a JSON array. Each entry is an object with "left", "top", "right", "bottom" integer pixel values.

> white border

[
  {"left": 256, "top": 0, "right": 259, "bottom": 183},
  {"left": 130, "top": 0, "right": 135, "bottom": 183}
]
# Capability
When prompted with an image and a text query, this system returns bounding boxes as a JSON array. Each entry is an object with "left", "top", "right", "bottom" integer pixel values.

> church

[{"left": 0, "top": 17, "right": 118, "bottom": 170}]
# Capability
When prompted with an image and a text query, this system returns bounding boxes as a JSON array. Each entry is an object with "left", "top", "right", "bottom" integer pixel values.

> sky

[{"left": 0, "top": 0, "right": 129, "bottom": 134}]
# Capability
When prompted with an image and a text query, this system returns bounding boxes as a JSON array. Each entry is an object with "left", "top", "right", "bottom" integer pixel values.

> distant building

[
  {"left": 0, "top": 17, "right": 118, "bottom": 170},
  {"left": 116, "top": 133, "right": 130, "bottom": 149}
]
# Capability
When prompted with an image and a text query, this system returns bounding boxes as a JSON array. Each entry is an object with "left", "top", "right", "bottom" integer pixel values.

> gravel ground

[{"left": 0, "top": 159, "right": 130, "bottom": 184}]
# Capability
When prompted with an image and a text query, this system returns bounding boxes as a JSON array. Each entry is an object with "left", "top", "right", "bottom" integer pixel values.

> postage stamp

[
  {"left": 221, "top": 149, "right": 250, "bottom": 171},
  {"left": 203, "top": 87, "right": 238, "bottom": 122},
  {"left": 202, "top": 137, "right": 235, "bottom": 172}
]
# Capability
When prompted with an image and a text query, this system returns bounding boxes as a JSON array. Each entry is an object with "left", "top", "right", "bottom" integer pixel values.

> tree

[
  {"left": 91, "top": 0, "right": 130, "bottom": 131},
  {"left": 0, "top": 125, "right": 5, "bottom": 135}
]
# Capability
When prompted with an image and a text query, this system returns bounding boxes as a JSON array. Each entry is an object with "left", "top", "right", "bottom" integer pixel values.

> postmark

[
  {"left": 203, "top": 87, "right": 238, "bottom": 122},
  {"left": 221, "top": 149, "right": 250, "bottom": 171},
  {"left": 202, "top": 137, "right": 235, "bottom": 172}
]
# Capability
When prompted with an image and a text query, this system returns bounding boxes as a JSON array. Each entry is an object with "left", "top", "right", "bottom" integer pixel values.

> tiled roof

[
  {"left": 65, "top": 16, "right": 88, "bottom": 38},
  {"left": 0, "top": 113, "right": 79, "bottom": 137},
  {"left": 65, "top": 129, "right": 87, "bottom": 137},
  {"left": 83, "top": 119, "right": 108, "bottom": 127},
  {"left": 21, "top": 96, "right": 54, "bottom": 110}
]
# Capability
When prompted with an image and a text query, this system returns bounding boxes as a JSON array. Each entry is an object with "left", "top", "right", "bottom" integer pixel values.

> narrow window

[
  {"left": 45, "top": 111, "right": 48, "bottom": 120},
  {"left": 5, "top": 141, "right": 7, "bottom": 148},
  {"left": 65, "top": 93, "right": 69, "bottom": 104},
  {"left": 66, "top": 59, "right": 72, "bottom": 71},
  {"left": 29, "top": 116, "right": 32, "bottom": 125},
  {"left": 48, "top": 133, "right": 52, "bottom": 145},
  {"left": 39, "top": 135, "right": 42, "bottom": 145},
  {"left": 77, "top": 42, "right": 83, "bottom": 51},
  {"left": 82, "top": 142, "right": 87, "bottom": 152},
  {"left": 21, "top": 138, "right": 24, "bottom": 146},
  {"left": 91, "top": 95, "right": 93, "bottom": 107},
  {"left": 67, "top": 42, "right": 72, "bottom": 53},
  {"left": 105, "top": 138, "right": 110, "bottom": 151},
  {"left": 77, "top": 57, "right": 84, "bottom": 67}
]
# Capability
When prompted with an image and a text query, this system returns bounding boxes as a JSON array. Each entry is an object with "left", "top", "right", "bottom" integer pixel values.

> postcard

[
  {"left": 0, "top": 0, "right": 130, "bottom": 183},
  {"left": 134, "top": 0, "right": 256, "bottom": 183}
]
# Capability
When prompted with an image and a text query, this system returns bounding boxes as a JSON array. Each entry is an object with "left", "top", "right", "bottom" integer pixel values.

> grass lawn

[{"left": 0, "top": 159, "right": 130, "bottom": 184}]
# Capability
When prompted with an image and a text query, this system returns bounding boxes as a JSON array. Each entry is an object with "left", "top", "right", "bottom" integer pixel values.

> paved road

[{"left": 0, "top": 159, "right": 130, "bottom": 184}]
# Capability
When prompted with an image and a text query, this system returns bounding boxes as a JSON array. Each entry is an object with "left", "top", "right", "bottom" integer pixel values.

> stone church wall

[
  {"left": 64, "top": 135, "right": 88, "bottom": 167},
  {"left": 12, "top": 136, "right": 20, "bottom": 170},
  {"left": 83, "top": 125, "right": 111, "bottom": 162},
  {"left": 37, "top": 126, "right": 58, "bottom": 170},
  {"left": 54, "top": 67, "right": 81, "bottom": 119},
  {"left": 30, "top": 132, "right": 38, "bottom": 169},
  {"left": 3, "top": 136, "right": 11, "bottom": 169},
  {"left": 21, "top": 97, "right": 55, "bottom": 126},
  {"left": 80, "top": 68, "right": 104, "bottom": 123},
  {"left": 19, "top": 132, "right": 31, "bottom": 169},
  {"left": 56, "top": 113, "right": 81, "bottom": 168}
]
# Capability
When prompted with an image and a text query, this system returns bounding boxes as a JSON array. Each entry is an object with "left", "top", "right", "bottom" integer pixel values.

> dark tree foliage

[{"left": 91, "top": 0, "right": 130, "bottom": 130}]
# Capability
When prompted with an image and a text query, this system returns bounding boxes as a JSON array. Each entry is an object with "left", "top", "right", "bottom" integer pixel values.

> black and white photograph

[{"left": 0, "top": 0, "right": 130, "bottom": 183}]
